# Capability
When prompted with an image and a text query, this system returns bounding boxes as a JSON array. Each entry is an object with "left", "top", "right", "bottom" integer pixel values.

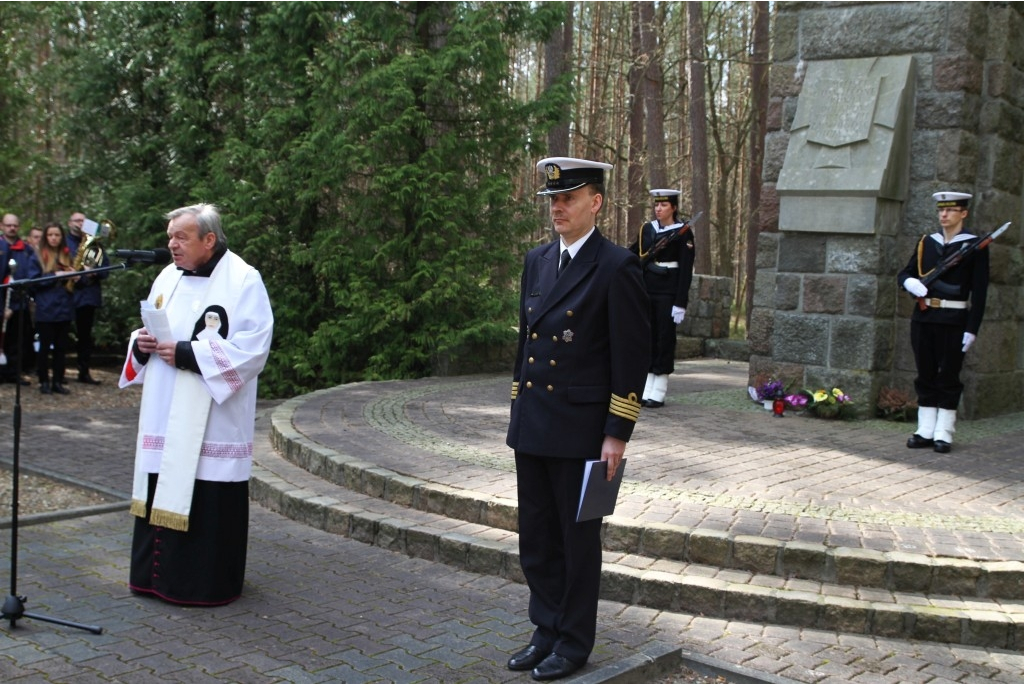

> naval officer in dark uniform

[
  {"left": 629, "top": 188, "right": 695, "bottom": 407},
  {"left": 505, "top": 157, "right": 650, "bottom": 681},
  {"left": 898, "top": 191, "right": 989, "bottom": 453}
]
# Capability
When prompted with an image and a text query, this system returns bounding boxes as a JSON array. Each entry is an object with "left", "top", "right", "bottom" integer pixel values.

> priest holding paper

[
  {"left": 120, "top": 203, "right": 273, "bottom": 606},
  {"left": 505, "top": 158, "right": 650, "bottom": 681}
]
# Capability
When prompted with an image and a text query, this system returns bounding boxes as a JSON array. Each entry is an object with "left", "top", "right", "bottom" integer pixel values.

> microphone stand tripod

[{"left": 0, "top": 260, "right": 146, "bottom": 634}]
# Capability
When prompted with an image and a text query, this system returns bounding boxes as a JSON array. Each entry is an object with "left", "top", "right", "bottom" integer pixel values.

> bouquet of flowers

[
  {"left": 787, "top": 387, "right": 855, "bottom": 419},
  {"left": 747, "top": 376, "right": 788, "bottom": 403}
]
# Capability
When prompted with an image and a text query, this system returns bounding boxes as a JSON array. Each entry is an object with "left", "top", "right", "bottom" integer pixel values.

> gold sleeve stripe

[
  {"left": 609, "top": 392, "right": 642, "bottom": 422},
  {"left": 511, "top": 381, "right": 519, "bottom": 401}
]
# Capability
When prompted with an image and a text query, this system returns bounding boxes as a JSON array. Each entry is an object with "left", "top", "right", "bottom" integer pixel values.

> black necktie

[{"left": 557, "top": 250, "right": 571, "bottom": 277}]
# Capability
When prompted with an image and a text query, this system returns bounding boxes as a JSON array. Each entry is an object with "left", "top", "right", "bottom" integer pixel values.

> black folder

[{"left": 575, "top": 459, "right": 626, "bottom": 522}]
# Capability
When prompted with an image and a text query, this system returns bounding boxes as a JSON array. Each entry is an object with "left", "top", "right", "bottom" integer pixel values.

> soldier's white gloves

[
  {"left": 903, "top": 277, "right": 928, "bottom": 298},
  {"left": 962, "top": 332, "right": 976, "bottom": 352},
  {"left": 672, "top": 306, "right": 686, "bottom": 324}
]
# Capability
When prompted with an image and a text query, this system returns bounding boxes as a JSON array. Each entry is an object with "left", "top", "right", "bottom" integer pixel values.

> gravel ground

[{"left": 0, "top": 364, "right": 137, "bottom": 516}]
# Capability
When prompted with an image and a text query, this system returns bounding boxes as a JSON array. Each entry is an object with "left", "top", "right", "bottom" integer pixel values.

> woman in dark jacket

[{"left": 29, "top": 222, "right": 77, "bottom": 395}]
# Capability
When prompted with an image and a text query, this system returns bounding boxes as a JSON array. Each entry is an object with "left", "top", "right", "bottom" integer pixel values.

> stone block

[
  {"left": 961, "top": 611, "right": 1013, "bottom": 649},
  {"left": 934, "top": 54, "right": 983, "bottom": 94},
  {"left": 781, "top": 541, "right": 828, "bottom": 581},
  {"left": 437, "top": 534, "right": 470, "bottom": 568},
  {"left": 829, "top": 318, "right": 885, "bottom": 370},
  {"left": 385, "top": 476, "right": 419, "bottom": 508},
  {"left": 601, "top": 566, "right": 640, "bottom": 604},
  {"left": 911, "top": 608, "right": 964, "bottom": 644},
  {"left": 732, "top": 535, "right": 780, "bottom": 575},
  {"left": 763, "top": 133, "right": 791, "bottom": 182},
  {"left": 639, "top": 571, "right": 682, "bottom": 612},
  {"left": 888, "top": 552, "right": 935, "bottom": 593},
  {"left": 447, "top": 492, "right": 485, "bottom": 524},
  {"left": 931, "top": 558, "right": 982, "bottom": 596},
  {"left": 820, "top": 596, "right": 870, "bottom": 634},
  {"left": 640, "top": 524, "right": 687, "bottom": 561},
  {"left": 405, "top": 526, "right": 438, "bottom": 560},
  {"left": 678, "top": 576, "right": 727, "bottom": 617},
  {"left": 481, "top": 499, "right": 518, "bottom": 532},
  {"left": 753, "top": 269, "right": 778, "bottom": 310},
  {"left": 350, "top": 513, "right": 381, "bottom": 545},
  {"left": 748, "top": 309, "right": 774, "bottom": 356},
  {"left": 687, "top": 529, "right": 731, "bottom": 567},
  {"left": 802, "top": 275, "right": 848, "bottom": 314},
  {"left": 871, "top": 604, "right": 911, "bottom": 638},
  {"left": 723, "top": 584, "right": 775, "bottom": 623},
  {"left": 376, "top": 520, "right": 405, "bottom": 552},
  {"left": 466, "top": 539, "right": 507, "bottom": 576},
  {"left": 800, "top": 4, "right": 945, "bottom": 58},
  {"left": 826, "top": 236, "right": 887, "bottom": 275},
  {"left": 775, "top": 591, "right": 821, "bottom": 629},
  {"left": 833, "top": 547, "right": 889, "bottom": 587},
  {"left": 756, "top": 231, "right": 781, "bottom": 270},
  {"left": 774, "top": 274, "right": 801, "bottom": 311},
  {"left": 778, "top": 234, "right": 827, "bottom": 273},
  {"left": 773, "top": 313, "right": 829, "bottom": 365}
]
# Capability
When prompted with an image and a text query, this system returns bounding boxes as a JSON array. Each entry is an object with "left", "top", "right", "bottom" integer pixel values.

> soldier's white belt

[
  {"left": 654, "top": 261, "right": 679, "bottom": 268},
  {"left": 923, "top": 298, "right": 968, "bottom": 310}
]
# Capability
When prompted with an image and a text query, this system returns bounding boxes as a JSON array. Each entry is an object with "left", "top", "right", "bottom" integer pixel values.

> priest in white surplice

[{"left": 120, "top": 204, "right": 273, "bottom": 606}]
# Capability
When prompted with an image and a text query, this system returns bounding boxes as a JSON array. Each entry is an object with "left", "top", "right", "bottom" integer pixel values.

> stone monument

[{"left": 752, "top": 1, "right": 1023, "bottom": 419}]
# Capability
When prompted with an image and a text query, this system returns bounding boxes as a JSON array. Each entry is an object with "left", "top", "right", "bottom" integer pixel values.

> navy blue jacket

[
  {"left": 506, "top": 230, "right": 650, "bottom": 460},
  {"left": 3, "top": 239, "right": 37, "bottom": 311},
  {"left": 27, "top": 253, "right": 75, "bottom": 323}
]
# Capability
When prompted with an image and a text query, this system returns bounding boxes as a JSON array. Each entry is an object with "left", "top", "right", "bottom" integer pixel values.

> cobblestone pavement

[{"left": 2, "top": 359, "right": 1024, "bottom": 683}]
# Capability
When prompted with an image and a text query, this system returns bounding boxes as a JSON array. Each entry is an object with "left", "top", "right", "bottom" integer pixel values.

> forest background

[{"left": 0, "top": 1, "right": 770, "bottom": 398}]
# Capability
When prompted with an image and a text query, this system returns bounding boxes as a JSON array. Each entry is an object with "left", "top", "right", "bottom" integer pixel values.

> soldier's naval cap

[
  {"left": 933, "top": 191, "right": 971, "bottom": 208},
  {"left": 537, "top": 157, "right": 612, "bottom": 196},
  {"left": 650, "top": 189, "right": 681, "bottom": 204}
]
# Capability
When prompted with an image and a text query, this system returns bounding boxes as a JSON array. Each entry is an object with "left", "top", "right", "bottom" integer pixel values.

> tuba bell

[{"left": 68, "top": 219, "right": 116, "bottom": 292}]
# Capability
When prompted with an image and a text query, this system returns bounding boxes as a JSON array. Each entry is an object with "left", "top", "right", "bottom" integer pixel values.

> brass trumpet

[{"left": 67, "top": 219, "right": 116, "bottom": 292}]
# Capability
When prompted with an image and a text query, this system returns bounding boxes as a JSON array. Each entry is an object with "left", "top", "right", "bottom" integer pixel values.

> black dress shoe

[
  {"left": 52, "top": 382, "right": 71, "bottom": 395},
  {"left": 906, "top": 434, "right": 934, "bottom": 448},
  {"left": 39, "top": 381, "right": 52, "bottom": 395},
  {"left": 77, "top": 373, "right": 101, "bottom": 385},
  {"left": 933, "top": 440, "right": 951, "bottom": 453},
  {"left": 508, "top": 645, "right": 548, "bottom": 672},
  {"left": 531, "top": 653, "right": 582, "bottom": 681},
  {"left": 644, "top": 400, "right": 665, "bottom": 409}
]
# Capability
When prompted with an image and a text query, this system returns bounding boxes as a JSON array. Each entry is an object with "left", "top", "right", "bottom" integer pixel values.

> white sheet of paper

[
  {"left": 82, "top": 218, "right": 99, "bottom": 237},
  {"left": 140, "top": 300, "right": 173, "bottom": 342}
]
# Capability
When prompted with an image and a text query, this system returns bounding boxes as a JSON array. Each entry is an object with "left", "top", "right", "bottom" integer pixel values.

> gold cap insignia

[{"left": 545, "top": 163, "right": 561, "bottom": 181}]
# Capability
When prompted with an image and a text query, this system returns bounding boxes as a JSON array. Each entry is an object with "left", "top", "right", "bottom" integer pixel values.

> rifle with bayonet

[
  {"left": 915, "top": 221, "right": 1009, "bottom": 311},
  {"left": 640, "top": 211, "right": 703, "bottom": 267}
]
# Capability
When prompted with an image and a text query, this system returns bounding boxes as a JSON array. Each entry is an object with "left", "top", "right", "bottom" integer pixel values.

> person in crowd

[
  {"left": 505, "top": 157, "right": 650, "bottom": 681},
  {"left": 28, "top": 222, "right": 77, "bottom": 395},
  {"left": 628, "top": 189, "right": 696, "bottom": 408},
  {"left": 66, "top": 211, "right": 109, "bottom": 384},
  {"left": 898, "top": 191, "right": 989, "bottom": 453},
  {"left": 121, "top": 203, "right": 273, "bottom": 606},
  {"left": 25, "top": 225, "right": 43, "bottom": 250},
  {"left": 1, "top": 213, "right": 35, "bottom": 385}
]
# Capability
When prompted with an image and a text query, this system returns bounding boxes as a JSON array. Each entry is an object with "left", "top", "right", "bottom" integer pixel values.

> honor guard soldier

[
  {"left": 629, "top": 189, "right": 696, "bottom": 407},
  {"left": 898, "top": 191, "right": 989, "bottom": 453},
  {"left": 505, "top": 157, "right": 650, "bottom": 681}
]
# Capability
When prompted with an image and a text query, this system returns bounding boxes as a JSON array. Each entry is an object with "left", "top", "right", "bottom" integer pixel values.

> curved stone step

[
  {"left": 252, "top": 408, "right": 1024, "bottom": 649},
  {"left": 267, "top": 396, "right": 1024, "bottom": 601}
]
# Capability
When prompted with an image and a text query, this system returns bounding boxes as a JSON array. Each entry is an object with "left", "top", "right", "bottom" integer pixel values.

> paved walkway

[{"left": 1, "top": 359, "right": 1024, "bottom": 683}]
